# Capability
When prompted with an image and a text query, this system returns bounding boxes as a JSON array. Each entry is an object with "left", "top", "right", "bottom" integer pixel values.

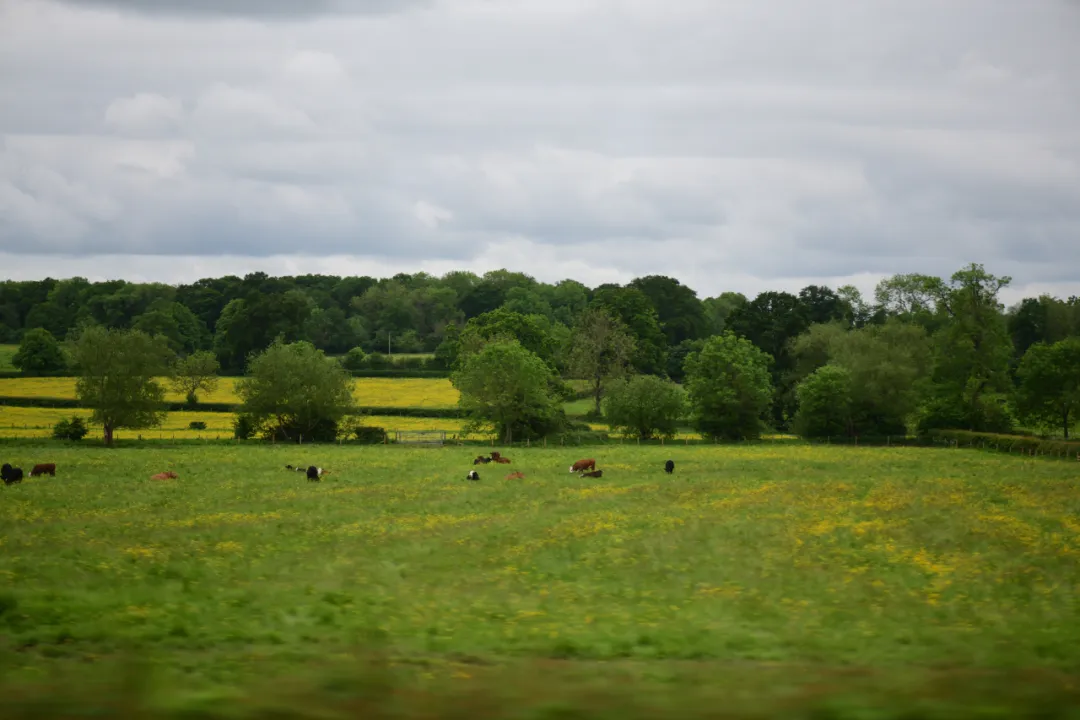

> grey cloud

[
  {"left": 49, "top": 0, "right": 431, "bottom": 19},
  {"left": 2, "top": 0, "right": 1080, "bottom": 298}
]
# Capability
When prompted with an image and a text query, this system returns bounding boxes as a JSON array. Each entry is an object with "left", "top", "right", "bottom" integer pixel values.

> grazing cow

[
  {"left": 569, "top": 458, "right": 596, "bottom": 473},
  {"left": 466, "top": 470, "right": 480, "bottom": 481},
  {"left": 505, "top": 471, "right": 525, "bottom": 480},
  {"left": 579, "top": 469, "right": 603, "bottom": 479},
  {"left": 150, "top": 471, "right": 178, "bottom": 481},
  {"left": 30, "top": 463, "right": 56, "bottom": 477},
  {"left": 1, "top": 463, "right": 24, "bottom": 485},
  {"left": 473, "top": 455, "right": 492, "bottom": 465},
  {"left": 664, "top": 460, "right": 675, "bottom": 474}
]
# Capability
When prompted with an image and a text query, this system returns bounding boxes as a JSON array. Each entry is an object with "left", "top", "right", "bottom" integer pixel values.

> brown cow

[
  {"left": 569, "top": 458, "right": 595, "bottom": 473},
  {"left": 150, "top": 471, "right": 178, "bottom": 481},
  {"left": 493, "top": 456, "right": 511, "bottom": 464},
  {"left": 505, "top": 471, "right": 525, "bottom": 480},
  {"left": 29, "top": 463, "right": 56, "bottom": 477},
  {"left": 579, "top": 470, "right": 603, "bottom": 479}
]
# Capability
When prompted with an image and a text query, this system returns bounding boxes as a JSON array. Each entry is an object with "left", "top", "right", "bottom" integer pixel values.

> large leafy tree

[
  {"left": 236, "top": 339, "right": 356, "bottom": 443},
  {"left": 452, "top": 339, "right": 564, "bottom": 443},
  {"left": 793, "top": 365, "right": 854, "bottom": 439},
  {"left": 564, "top": 307, "right": 636, "bottom": 416},
  {"left": 590, "top": 286, "right": 668, "bottom": 375},
  {"left": 12, "top": 327, "right": 67, "bottom": 375},
  {"left": 628, "top": 275, "right": 710, "bottom": 346},
  {"left": 726, "top": 290, "right": 810, "bottom": 427},
  {"left": 455, "top": 307, "right": 561, "bottom": 369},
  {"left": 684, "top": 332, "right": 773, "bottom": 441},
  {"left": 170, "top": 350, "right": 221, "bottom": 406},
  {"left": 793, "top": 320, "right": 932, "bottom": 436},
  {"left": 604, "top": 374, "right": 686, "bottom": 441},
  {"left": 1015, "top": 338, "right": 1080, "bottom": 438},
  {"left": 70, "top": 326, "right": 174, "bottom": 445},
  {"left": 919, "top": 264, "right": 1015, "bottom": 433}
]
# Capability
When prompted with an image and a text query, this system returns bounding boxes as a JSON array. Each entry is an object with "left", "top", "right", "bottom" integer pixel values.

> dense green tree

[
  {"left": 727, "top": 290, "right": 810, "bottom": 428},
  {"left": 452, "top": 339, "right": 564, "bottom": 443},
  {"left": 702, "top": 292, "right": 747, "bottom": 335},
  {"left": 12, "top": 327, "right": 67, "bottom": 375},
  {"left": 457, "top": 308, "right": 561, "bottom": 369},
  {"left": 590, "top": 286, "right": 668, "bottom": 375},
  {"left": 684, "top": 332, "right": 773, "bottom": 441},
  {"left": 131, "top": 300, "right": 209, "bottom": 354},
  {"left": 793, "top": 365, "right": 854, "bottom": 439},
  {"left": 918, "top": 264, "right": 1015, "bottom": 433},
  {"left": 1014, "top": 338, "right": 1080, "bottom": 438},
  {"left": 629, "top": 275, "right": 709, "bottom": 346},
  {"left": 236, "top": 339, "right": 356, "bottom": 443},
  {"left": 70, "top": 326, "right": 174, "bottom": 445},
  {"left": 603, "top": 374, "right": 686, "bottom": 441},
  {"left": 170, "top": 351, "right": 221, "bottom": 406},
  {"left": 798, "top": 285, "right": 847, "bottom": 326},
  {"left": 665, "top": 338, "right": 706, "bottom": 384},
  {"left": 564, "top": 307, "right": 636, "bottom": 416}
]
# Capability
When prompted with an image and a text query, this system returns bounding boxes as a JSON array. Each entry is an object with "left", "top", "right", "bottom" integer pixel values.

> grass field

[
  {"left": 0, "top": 344, "right": 16, "bottom": 371},
  {"left": 0, "top": 376, "right": 459, "bottom": 408},
  {"left": 0, "top": 443, "right": 1078, "bottom": 717}
]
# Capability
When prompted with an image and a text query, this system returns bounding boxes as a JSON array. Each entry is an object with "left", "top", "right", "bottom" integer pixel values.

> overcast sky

[{"left": 1, "top": 0, "right": 1078, "bottom": 303}]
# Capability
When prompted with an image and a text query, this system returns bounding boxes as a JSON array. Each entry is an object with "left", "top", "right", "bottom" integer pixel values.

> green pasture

[{"left": 1, "top": 443, "right": 1079, "bottom": 717}]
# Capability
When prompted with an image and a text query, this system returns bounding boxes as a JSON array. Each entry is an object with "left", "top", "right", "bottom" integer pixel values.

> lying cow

[
  {"left": 30, "top": 463, "right": 56, "bottom": 477},
  {"left": 579, "top": 470, "right": 603, "bottom": 479},
  {"left": 505, "top": 471, "right": 525, "bottom": 480},
  {"left": 570, "top": 458, "right": 595, "bottom": 473},
  {"left": 473, "top": 455, "right": 493, "bottom": 465},
  {"left": 492, "top": 455, "right": 511, "bottom": 464},
  {"left": 306, "top": 466, "right": 330, "bottom": 481},
  {"left": 466, "top": 470, "right": 480, "bottom": 481},
  {"left": 1, "top": 463, "right": 23, "bottom": 485},
  {"left": 150, "top": 471, "right": 178, "bottom": 481}
]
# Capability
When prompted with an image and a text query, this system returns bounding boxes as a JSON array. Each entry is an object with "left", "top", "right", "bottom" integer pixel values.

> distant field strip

[
  {"left": 0, "top": 376, "right": 459, "bottom": 407},
  {"left": 0, "top": 407, "right": 472, "bottom": 439}
]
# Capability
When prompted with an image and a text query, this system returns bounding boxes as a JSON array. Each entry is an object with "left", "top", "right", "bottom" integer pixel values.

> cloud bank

[{"left": 1, "top": 0, "right": 1078, "bottom": 300}]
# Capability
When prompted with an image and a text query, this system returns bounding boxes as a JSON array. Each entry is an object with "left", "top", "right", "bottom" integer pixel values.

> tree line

[{"left": 6, "top": 263, "right": 1080, "bottom": 443}]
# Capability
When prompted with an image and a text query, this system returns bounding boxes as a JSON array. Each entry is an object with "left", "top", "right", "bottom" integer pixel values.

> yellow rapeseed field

[
  {"left": 0, "top": 376, "right": 459, "bottom": 407},
  {"left": 0, "top": 406, "right": 468, "bottom": 439}
]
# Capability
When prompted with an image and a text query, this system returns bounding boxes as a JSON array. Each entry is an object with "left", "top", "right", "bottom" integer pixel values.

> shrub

[
  {"left": 188, "top": 421, "right": 207, "bottom": 430},
  {"left": 354, "top": 426, "right": 387, "bottom": 444},
  {"left": 233, "top": 414, "right": 259, "bottom": 440},
  {"left": 341, "top": 347, "right": 368, "bottom": 373},
  {"left": 603, "top": 375, "right": 686, "bottom": 441},
  {"left": 52, "top": 416, "right": 88, "bottom": 441},
  {"left": 794, "top": 365, "right": 854, "bottom": 439}
]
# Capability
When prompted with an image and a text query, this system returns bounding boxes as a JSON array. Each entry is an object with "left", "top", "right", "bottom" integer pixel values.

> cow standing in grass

[
  {"left": 570, "top": 458, "right": 596, "bottom": 473},
  {"left": 30, "top": 463, "right": 56, "bottom": 477}
]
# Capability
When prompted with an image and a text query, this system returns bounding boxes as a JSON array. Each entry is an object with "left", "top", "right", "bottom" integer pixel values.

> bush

[
  {"left": 188, "top": 421, "right": 207, "bottom": 430},
  {"left": 354, "top": 426, "right": 387, "bottom": 444},
  {"left": 341, "top": 347, "right": 368, "bottom": 373},
  {"left": 603, "top": 375, "right": 686, "bottom": 441},
  {"left": 793, "top": 365, "right": 853, "bottom": 439},
  {"left": 13, "top": 328, "right": 67, "bottom": 376},
  {"left": 51, "top": 416, "right": 88, "bottom": 441},
  {"left": 233, "top": 414, "right": 259, "bottom": 440}
]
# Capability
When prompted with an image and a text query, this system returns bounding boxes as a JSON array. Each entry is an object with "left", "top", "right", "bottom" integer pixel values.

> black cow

[
  {"left": 306, "top": 466, "right": 321, "bottom": 481},
  {"left": 664, "top": 460, "right": 675, "bottom": 474},
  {"left": 1, "top": 463, "right": 24, "bottom": 486},
  {"left": 466, "top": 470, "right": 480, "bottom": 481}
]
